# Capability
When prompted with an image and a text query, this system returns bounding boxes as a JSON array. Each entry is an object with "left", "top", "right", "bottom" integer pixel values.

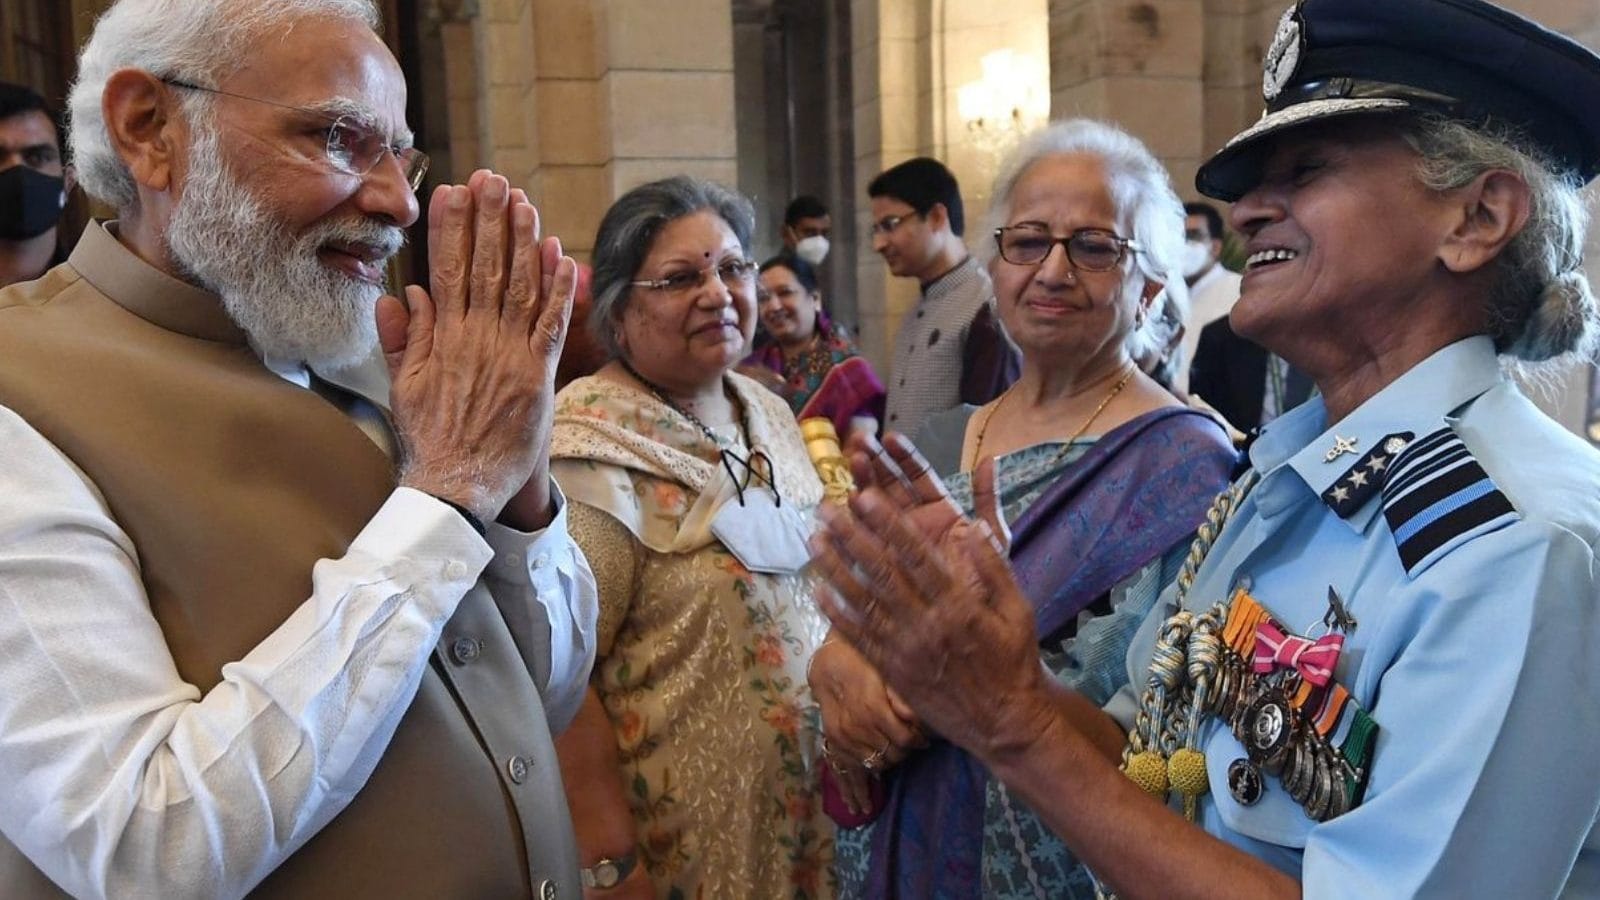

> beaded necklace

[{"left": 616, "top": 357, "right": 779, "bottom": 506}]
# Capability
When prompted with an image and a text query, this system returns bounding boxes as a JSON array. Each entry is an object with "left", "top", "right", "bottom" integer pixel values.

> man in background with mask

[
  {"left": 0, "top": 82, "right": 72, "bottom": 288},
  {"left": 1173, "top": 200, "right": 1241, "bottom": 393},
  {"left": 782, "top": 194, "right": 831, "bottom": 266}
]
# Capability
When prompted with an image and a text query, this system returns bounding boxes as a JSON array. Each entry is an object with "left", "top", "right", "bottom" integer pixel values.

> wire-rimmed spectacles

[
  {"left": 868, "top": 212, "right": 920, "bottom": 237},
  {"left": 630, "top": 258, "right": 758, "bottom": 294},
  {"left": 993, "top": 225, "right": 1141, "bottom": 271},
  {"left": 162, "top": 79, "right": 429, "bottom": 192}
]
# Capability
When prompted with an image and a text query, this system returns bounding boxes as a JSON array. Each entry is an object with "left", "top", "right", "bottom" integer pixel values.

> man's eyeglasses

[
  {"left": 993, "top": 225, "right": 1142, "bottom": 271},
  {"left": 630, "top": 258, "right": 758, "bottom": 294},
  {"left": 162, "top": 79, "right": 429, "bottom": 192},
  {"left": 868, "top": 213, "right": 920, "bottom": 236}
]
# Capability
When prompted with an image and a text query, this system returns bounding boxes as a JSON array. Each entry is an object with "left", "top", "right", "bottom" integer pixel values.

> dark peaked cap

[{"left": 1197, "top": 0, "right": 1600, "bottom": 201}]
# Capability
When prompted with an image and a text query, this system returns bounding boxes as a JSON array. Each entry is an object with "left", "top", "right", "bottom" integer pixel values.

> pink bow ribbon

[{"left": 1253, "top": 622, "right": 1344, "bottom": 687}]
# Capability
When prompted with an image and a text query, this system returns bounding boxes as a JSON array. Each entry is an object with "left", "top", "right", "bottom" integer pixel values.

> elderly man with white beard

[{"left": 0, "top": 1, "right": 600, "bottom": 899}]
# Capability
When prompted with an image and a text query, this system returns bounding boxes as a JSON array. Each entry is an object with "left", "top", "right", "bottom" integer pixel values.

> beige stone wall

[
  {"left": 1049, "top": 0, "right": 1207, "bottom": 195},
  {"left": 440, "top": 0, "right": 737, "bottom": 260}
]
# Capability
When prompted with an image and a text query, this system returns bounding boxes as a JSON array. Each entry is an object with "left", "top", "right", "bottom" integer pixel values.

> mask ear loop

[
  {"left": 721, "top": 449, "right": 748, "bottom": 507},
  {"left": 719, "top": 447, "right": 783, "bottom": 508}
]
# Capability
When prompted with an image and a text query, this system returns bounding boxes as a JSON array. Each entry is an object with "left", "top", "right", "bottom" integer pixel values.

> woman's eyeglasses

[
  {"left": 162, "top": 79, "right": 429, "bottom": 192},
  {"left": 993, "top": 225, "right": 1141, "bottom": 271},
  {"left": 630, "top": 258, "right": 758, "bottom": 294}
]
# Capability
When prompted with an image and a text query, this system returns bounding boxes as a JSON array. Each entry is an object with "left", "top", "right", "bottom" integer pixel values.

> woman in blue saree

[{"left": 812, "top": 119, "right": 1237, "bottom": 898}]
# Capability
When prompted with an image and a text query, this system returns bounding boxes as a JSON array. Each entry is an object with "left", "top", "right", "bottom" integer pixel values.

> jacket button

[
  {"left": 507, "top": 755, "right": 530, "bottom": 784},
  {"left": 538, "top": 879, "right": 557, "bottom": 900},
  {"left": 449, "top": 637, "right": 481, "bottom": 665}
]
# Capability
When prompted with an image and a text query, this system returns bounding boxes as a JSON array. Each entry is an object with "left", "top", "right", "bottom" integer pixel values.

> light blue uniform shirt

[{"left": 1115, "top": 337, "right": 1600, "bottom": 896}]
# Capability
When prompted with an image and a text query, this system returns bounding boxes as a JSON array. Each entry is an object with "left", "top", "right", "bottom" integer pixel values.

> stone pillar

[
  {"left": 472, "top": 0, "right": 540, "bottom": 191},
  {"left": 1048, "top": 0, "right": 1207, "bottom": 196},
  {"left": 438, "top": 13, "right": 483, "bottom": 179},
  {"left": 1199, "top": 0, "right": 1273, "bottom": 169},
  {"left": 849, "top": 0, "right": 931, "bottom": 375},
  {"left": 530, "top": 0, "right": 608, "bottom": 258},
  {"left": 600, "top": 0, "right": 738, "bottom": 199}
]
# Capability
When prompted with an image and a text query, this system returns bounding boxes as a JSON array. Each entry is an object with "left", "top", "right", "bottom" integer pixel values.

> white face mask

[
  {"left": 794, "top": 234, "right": 830, "bottom": 266},
  {"left": 1181, "top": 239, "right": 1214, "bottom": 279}
]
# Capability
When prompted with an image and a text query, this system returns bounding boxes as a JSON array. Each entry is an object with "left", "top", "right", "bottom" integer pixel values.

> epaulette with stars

[
  {"left": 1320, "top": 427, "right": 1519, "bottom": 576},
  {"left": 1320, "top": 432, "right": 1412, "bottom": 516}
]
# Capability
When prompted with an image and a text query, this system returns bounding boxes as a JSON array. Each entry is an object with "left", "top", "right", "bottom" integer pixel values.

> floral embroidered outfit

[{"left": 551, "top": 373, "right": 834, "bottom": 899}]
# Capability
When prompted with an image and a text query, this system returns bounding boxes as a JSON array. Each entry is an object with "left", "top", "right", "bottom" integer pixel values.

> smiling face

[
  {"left": 163, "top": 14, "right": 419, "bottom": 367},
  {"left": 618, "top": 209, "right": 756, "bottom": 393},
  {"left": 1227, "top": 119, "right": 1461, "bottom": 362},
  {"left": 989, "top": 153, "right": 1148, "bottom": 372},
  {"left": 758, "top": 263, "right": 821, "bottom": 347}
]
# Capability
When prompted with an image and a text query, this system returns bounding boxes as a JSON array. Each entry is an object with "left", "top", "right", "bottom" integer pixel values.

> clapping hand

[{"left": 808, "top": 433, "right": 1057, "bottom": 759}]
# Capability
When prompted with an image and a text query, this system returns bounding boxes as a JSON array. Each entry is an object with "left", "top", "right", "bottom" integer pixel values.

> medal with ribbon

[{"left": 1206, "top": 586, "right": 1378, "bottom": 820}]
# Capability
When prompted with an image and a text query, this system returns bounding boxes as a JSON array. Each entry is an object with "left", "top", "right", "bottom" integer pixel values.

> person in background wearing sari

[
  {"left": 741, "top": 254, "right": 886, "bottom": 440},
  {"left": 819, "top": 119, "right": 1237, "bottom": 898}
]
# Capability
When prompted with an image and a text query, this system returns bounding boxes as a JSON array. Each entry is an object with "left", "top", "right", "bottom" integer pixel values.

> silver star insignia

[
  {"left": 1366, "top": 455, "right": 1389, "bottom": 472},
  {"left": 1349, "top": 469, "right": 1369, "bottom": 487},
  {"left": 1324, "top": 434, "right": 1359, "bottom": 463},
  {"left": 1330, "top": 485, "right": 1350, "bottom": 503}
]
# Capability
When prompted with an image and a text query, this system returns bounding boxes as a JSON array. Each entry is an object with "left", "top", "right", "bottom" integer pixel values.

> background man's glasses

[
  {"left": 630, "top": 258, "right": 757, "bottom": 294},
  {"left": 993, "top": 225, "right": 1141, "bottom": 271},
  {"left": 161, "top": 79, "right": 429, "bottom": 192},
  {"left": 868, "top": 212, "right": 921, "bottom": 236}
]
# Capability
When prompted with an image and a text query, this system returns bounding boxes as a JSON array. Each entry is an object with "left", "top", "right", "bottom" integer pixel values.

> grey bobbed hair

[
  {"left": 589, "top": 175, "right": 756, "bottom": 360},
  {"left": 979, "top": 119, "right": 1189, "bottom": 365},
  {"left": 1400, "top": 115, "right": 1597, "bottom": 364},
  {"left": 68, "top": 0, "right": 379, "bottom": 211}
]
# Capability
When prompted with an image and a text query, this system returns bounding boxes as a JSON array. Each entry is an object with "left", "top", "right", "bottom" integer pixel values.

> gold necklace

[{"left": 965, "top": 365, "right": 1137, "bottom": 471}]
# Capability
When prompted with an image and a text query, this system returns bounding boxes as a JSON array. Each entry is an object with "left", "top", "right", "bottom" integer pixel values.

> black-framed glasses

[
  {"left": 630, "top": 258, "right": 758, "bottom": 294},
  {"left": 993, "top": 225, "right": 1142, "bottom": 271},
  {"left": 868, "top": 212, "right": 921, "bottom": 236},
  {"left": 162, "top": 79, "right": 429, "bottom": 192}
]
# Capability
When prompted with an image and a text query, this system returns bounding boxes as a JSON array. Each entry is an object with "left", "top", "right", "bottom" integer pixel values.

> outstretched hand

[
  {"left": 376, "top": 170, "right": 574, "bottom": 530},
  {"left": 809, "top": 434, "right": 1054, "bottom": 757},
  {"left": 842, "top": 431, "right": 1011, "bottom": 555}
]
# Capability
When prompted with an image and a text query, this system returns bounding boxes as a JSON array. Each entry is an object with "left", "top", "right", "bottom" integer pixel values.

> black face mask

[{"left": 0, "top": 164, "right": 66, "bottom": 241}]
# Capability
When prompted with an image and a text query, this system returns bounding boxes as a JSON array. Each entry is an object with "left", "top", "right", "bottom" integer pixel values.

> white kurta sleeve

[{"left": 0, "top": 404, "right": 496, "bottom": 899}]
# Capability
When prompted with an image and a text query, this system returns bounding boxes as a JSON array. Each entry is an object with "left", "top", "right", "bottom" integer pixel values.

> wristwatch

[{"left": 580, "top": 851, "right": 638, "bottom": 889}]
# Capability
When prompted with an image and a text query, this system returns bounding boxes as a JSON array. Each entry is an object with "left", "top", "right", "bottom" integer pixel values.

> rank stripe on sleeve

[{"left": 1381, "top": 427, "right": 1518, "bottom": 574}]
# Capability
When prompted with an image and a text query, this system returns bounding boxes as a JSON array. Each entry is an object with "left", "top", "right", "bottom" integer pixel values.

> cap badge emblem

[{"left": 1263, "top": 4, "right": 1305, "bottom": 102}]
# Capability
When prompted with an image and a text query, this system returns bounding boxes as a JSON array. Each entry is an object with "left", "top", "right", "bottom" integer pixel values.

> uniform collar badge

[
  {"left": 1323, "top": 433, "right": 1360, "bottom": 463},
  {"left": 1321, "top": 432, "right": 1412, "bottom": 517}
]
